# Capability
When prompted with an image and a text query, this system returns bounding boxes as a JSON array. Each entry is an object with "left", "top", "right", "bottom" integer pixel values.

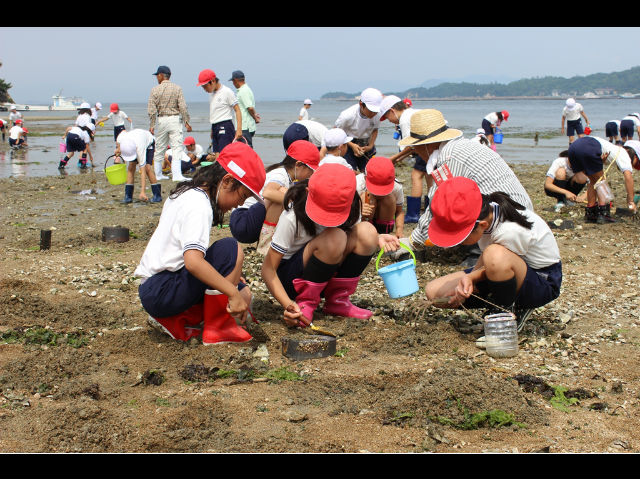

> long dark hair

[
  {"left": 170, "top": 162, "right": 243, "bottom": 226},
  {"left": 477, "top": 191, "right": 533, "bottom": 230},
  {"left": 283, "top": 179, "right": 361, "bottom": 236},
  {"left": 266, "top": 154, "right": 298, "bottom": 174},
  {"left": 496, "top": 112, "right": 504, "bottom": 121}
]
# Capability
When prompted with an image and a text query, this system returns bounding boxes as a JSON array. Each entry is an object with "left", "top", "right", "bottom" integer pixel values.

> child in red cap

[
  {"left": 423, "top": 176, "right": 562, "bottom": 333},
  {"left": 97, "top": 103, "right": 132, "bottom": 142},
  {"left": 135, "top": 143, "right": 266, "bottom": 345},
  {"left": 357, "top": 156, "right": 406, "bottom": 238},
  {"left": 261, "top": 163, "right": 400, "bottom": 328},
  {"left": 229, "top": 140, "right": 319, "bottom": 252}
]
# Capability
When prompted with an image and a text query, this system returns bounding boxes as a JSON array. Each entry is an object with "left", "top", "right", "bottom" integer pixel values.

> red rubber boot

[
  {"left": 322, "top": 276, "right": 372, "bottom": 319},
  {"left": 147, "top": 302, "right": 204, "bottom": 341},
  {"left": 202, "top": 290, "right": 253, "bottom": 345}
]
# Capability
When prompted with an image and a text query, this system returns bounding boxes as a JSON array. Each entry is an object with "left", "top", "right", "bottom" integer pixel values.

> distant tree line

[{"left": 0, "top": 61, "right": 15, "bottom": 103}]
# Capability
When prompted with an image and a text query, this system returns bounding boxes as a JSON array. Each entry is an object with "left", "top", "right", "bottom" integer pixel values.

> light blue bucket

[
  {"left": 376, "top": 242, "right": 420, "bottom": 299},
  {"left": 493, "top": 128, "right": 503, "bottom": 144}
]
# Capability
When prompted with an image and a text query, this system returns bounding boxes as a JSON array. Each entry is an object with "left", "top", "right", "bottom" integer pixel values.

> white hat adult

[
  {"left": 324, "top": 128, "right": 353, "bottom": 148},
  {"left": 359, "top": 88, "right": 383, "bottom": 113}
]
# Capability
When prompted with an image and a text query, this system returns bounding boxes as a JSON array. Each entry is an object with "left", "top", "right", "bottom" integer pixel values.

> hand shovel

[{"left": 309, "top": 322, "right": 336, "bottom": 337}]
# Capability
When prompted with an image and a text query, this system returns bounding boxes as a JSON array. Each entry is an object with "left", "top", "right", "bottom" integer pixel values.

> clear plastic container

[
  {"left": 595, "top": 179, "right": 614, "bottom": 204},
  {"left": 484, "top": 312, "right": 518, "bottom": 358}
]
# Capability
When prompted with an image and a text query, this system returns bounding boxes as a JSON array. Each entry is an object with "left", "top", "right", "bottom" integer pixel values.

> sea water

[{"left": 1, "top": 97, "right": 638, "bottom": 178}]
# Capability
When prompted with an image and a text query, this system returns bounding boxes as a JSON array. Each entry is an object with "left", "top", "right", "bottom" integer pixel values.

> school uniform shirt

[
  {"left": 69, "top": 126, "right": 92, "bottom": 144},
  {"left": 592, "top": 136, "right": 633, "bottom": 172},
  {"left": 398, "top": 108, "right": 418, "bottom": 142},
  {"left": 134, "top": 187, "right": 213, "bottom": 279},
  {"left": 117, "top": 129, "right": 155, "bottom": 165},
  {"left": 75, "top": 113, "right": 92, "bottom": 127},
  {"left": 9, "top": 111, "right": 21, "bottom": 123},
  {"left": 411, "top": 137, "right": 533, "bottom": 246},
  {"left": 562, "top": 103, "right": 584, "bottom": 121},
  {"left": 209, "top": 84, "right": 238, "bottom": 125},
  {"left": 334, "top": 103, "right": 381, "bottom": 140},
  {"left": 167, "top": 144, "right": 205, "bottom": 162},
  {"left": 295, "top": 120, "right": 328, "bottom": 148},
  {"left": 479, "top": 204, "right": 560, "bottom": 270},
  {"left": 621, "top": 114, "right": 640, "bottom": 127},
  {"left": 107, "top": 110, "right": 129, "bottom": 127},
  {"left": 483, "top": 112, "right": 501, "bottom": 125},
  {"left": 270, "top": 208, "right": 326, "bottom": 260},
  {"left": 91, "top": 108, "right": 99, "bottom": 122},
  {"left": 318, "top": 154, "right": 353, "bottom": 170},
  {"left": 546, "top": 157, "right": 575, "bottom": 179},
  {"left": 299, "top": 107, "right": 309, "bottom": 121},
  {"left": 239, "top": 166, "right": 291, "bottom": 210},
  {"left": 355, "top": 173, "right": 404, "bottom": 206},
  {"left": 9, "top": 125, "right": 24, "bottom": 140}
]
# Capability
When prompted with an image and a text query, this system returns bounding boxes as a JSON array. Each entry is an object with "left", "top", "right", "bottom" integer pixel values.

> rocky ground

[{"left": 0, "top": 157, "right": 639, "bottom": 460}]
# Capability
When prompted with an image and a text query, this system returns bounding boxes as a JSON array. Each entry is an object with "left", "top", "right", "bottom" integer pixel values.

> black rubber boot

[{"left": 584, "top": 205, "right": 599, "bottom": 223}]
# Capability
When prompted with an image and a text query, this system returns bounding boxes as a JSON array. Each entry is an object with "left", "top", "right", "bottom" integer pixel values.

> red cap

[
  {"left": 15, "top": 119, "right": 23, "bottom": 125},
  {"left": 364, "top": 156, "right": 395, "bottom": 196},
  {"left": 306, "top": 163, "right": 356, "bottom": 227},
  {"left": 183, "top": 136, "right": 196, "bottom": 145},
  {"left": 110, "top": 103, "right": 119, "bottom": 112},
  {"left": 428, "top": 177, "right": 482, "bottom": 248},
  {"left": 22, "top": 128, "right": 28, "bottom": 133},
  {"left": 403, "top": 98, "right": 413, "bottom": 107},
  {"left": 286, "top": 140, "right": 320, "bottom": 170},
  {"left": 196, "top": 69, "right": 216, "bottom": 86},
  {"left": 501, "top": 110, "right": 510, "bottom": 121},
  {"left": 217, "top": 142, "right": 266, "bottom": 203}
]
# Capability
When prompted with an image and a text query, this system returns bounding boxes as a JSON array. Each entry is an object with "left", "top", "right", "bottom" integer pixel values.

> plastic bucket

[
  {"left": 59, "top": 141, "right": 67, "bottom": 153},
  {"left": 493, "top": 128, "right": 503, "bottom": 144},
  {"left": 376, "top": 242, "right": 420, "bottom": 299},
  {"left": 104, "top": 155, "right": 127, "bottom": 185}
]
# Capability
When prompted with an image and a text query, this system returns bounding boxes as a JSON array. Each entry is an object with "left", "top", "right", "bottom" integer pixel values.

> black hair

[
  {"left": 624, "top": 146, "right": 638, "bottom": 161},
  {"left": 77, "top": 108, "right": 91, "bottom": 115},
  {"left": 283, "top": 179, "right": 361, "bottom": 236},
  {"left": 266, "top": 154, "right": 299, "bottom": 173},
  {"left": 496, "top": 112, "right": 504, "bottom": 121},
  {"left": 476, "top": 191, "right": 533, "bottom": 230},
  {"left": 391, "top": 101, "right": 408, "bottom": 112},
  {"left": 170, "top": 162, "right": 244, "bottom": 226},
  {"left": 559, "top": 149, "right": 569, "bottom": 157},
  {"left": 479, "top": 135, "right": 489, "bottom": 146}
]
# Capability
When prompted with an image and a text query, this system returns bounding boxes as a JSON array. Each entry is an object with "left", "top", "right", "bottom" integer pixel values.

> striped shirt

[
  {"left": 410, "top": 138, "right": 533, "bottom": 246},
  {"left": 147, "top": 80, "right": 190, "bottom": 129}
]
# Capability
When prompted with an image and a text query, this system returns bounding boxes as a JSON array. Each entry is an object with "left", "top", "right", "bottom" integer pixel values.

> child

[
  {"left": 620, "top": 113, "right": 640, "bottom": 142},
  {"left": 76, "top": 103, "right": 92, "bottom": 129},
  {"left": 472, "top": 128, "right": 490, "bottom": 147},
  {"left": 229, "top": 139, "right": 319, "bottom": 252},
  {"left": 317, "top": 128, "right": 354, "bottom": 170},
  {"left": 59, "top": 118, "right": 94, "bottom": 169},
  {"left": 357, "top": 156, "right": 405, "bottom": 237},
  {"left": 605, "top": 119, "right": 621, "bottom": 144},
  {"left": 98, "top": 103, "right": 132, "bottom": 141},
  {"left": 482, "top": 110, "right": 509, "bottom": 150},
  {"left": 135, "top": 142, "right": 266, "bottom": 345},
  {"left": 8, "top": 105, "right": 22, "bottom": 127},
  {"left": 423, "top": 176, "right": 562, "bottom": 333},
  {"left": 0, "top": 118, "right": 6, "bottom": 142},
  {"left": 163, "top": 136, "right": 211, "bottom": 174},
  {"left": 115, "top": 129, "right": 162, "bottom": 204},
  {"left": 544, "top": 150, "right": 588, "bottom": 211},
  {"left": 261, "top": 163, "right": 399, "bottom": 328},
  {"left": 91, "top": 102, "right": 102, "bottom": 126},
  {"left": 8, "top": 119, "right": 27, "bottom": 148}
]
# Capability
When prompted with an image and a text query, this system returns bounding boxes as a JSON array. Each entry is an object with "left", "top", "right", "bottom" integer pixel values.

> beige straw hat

[{"left": 398, "top": 109, "right": 463, "bottom": 146}]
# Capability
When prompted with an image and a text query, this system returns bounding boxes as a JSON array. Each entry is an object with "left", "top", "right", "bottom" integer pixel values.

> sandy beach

[{"left": 1, "top": 158, "right": 639, "bottom": 455}]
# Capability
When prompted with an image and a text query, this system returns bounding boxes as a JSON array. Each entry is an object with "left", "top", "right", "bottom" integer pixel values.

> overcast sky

[{"left": 2, "top": 27, "right": 640, "bottom": 104}]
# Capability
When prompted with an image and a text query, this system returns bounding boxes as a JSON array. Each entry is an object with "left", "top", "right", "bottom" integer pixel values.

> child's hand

[
  {"left": 453, "top": 275, "right": 474, "bottom": 306},
  {"left": 227, "top": 291, "right": 248, "bottom": 317},
  {"left": 284, "top": 302, "right": 303, "bottom": 327},
  {"left": 378, "top": 233, "right": 401, "bottom": 253},
  {"left": 361, "top": 202, "right": 375, "bottom": 219}
]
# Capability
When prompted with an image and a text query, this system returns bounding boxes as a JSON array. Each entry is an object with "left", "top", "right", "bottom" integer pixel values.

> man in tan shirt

[{"left": 148, "top": 65, "right": 192, "bottom": 182}]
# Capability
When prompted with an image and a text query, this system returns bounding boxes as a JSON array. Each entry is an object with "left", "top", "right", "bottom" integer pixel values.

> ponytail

[{"left": 478, "top": 191, "right": 533, "bottom": 230}]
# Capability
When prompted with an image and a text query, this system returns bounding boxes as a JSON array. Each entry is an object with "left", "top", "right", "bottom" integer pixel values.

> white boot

[{"left": 171, "top": 150, "right": 190, "bottom": 182}]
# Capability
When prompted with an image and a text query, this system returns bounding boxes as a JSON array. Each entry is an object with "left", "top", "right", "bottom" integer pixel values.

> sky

[{"left": 2, "top": 26, "right": 640, "bottom": 105}]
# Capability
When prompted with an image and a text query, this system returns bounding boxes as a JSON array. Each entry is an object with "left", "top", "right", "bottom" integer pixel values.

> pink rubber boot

[
  {"left": 322, "top": 276, "right": 372, "bottom": 319},
  {"left": 292, "top": 278, "right": 329, "bottom": 325}
]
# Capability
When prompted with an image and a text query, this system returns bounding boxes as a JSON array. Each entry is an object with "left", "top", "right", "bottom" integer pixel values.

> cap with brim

[
  {"left": 359, "top": 88, "right": 383, "bottom": 113},
  {"left": 304, "top": 99, "right": 313, "bottom": 105},
  {"left": 216, "top": 142, "right": 267, "bottom": 204},
  {"left": 428, "top": 177, "right": 482, "bottom": 248},
  {"left": 153, "top": 65, "right": 171, "bottom": 76},
  {"left": 306, "top": 163, "right": 356, "bottom": 227},
  {"left": 324, "top": 128, "right": 353, "bottom": 148},
  {"left": 119, "top": 137, "right": 137, "bottom": 162},
  {"left": 287, "top": 140, "right": 320, "bottom": 170},
  {"left": 110, "top": 103, "right": 119, "bottom": 112},
  {"left": 379, "top": 95, "right": 401, "bottom": 121},
  {"left": 79, "top": 102, "right": 91, "bottom": 110},
  {"left": 565, "top": 98, "right": 576, "bottom": 110},
  {"left": 183, "top": 136, "right": 196, "bottom": 146},
  {"left": 364, "top": 156, "right": 395, "bottom": 196},
  {"left": 398, "top": 109, "right": 463, "bottom": 147},
  {"left": 228, "top": 70, "right": 244, "bottom": 81},
  {"left": 197, "top": 69, "right": 216, "bottom": 86}
]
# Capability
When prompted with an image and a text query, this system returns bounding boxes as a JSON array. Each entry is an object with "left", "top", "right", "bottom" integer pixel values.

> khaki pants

[{"left": 153, "top": 115, "right": 184, "bottom": 180}]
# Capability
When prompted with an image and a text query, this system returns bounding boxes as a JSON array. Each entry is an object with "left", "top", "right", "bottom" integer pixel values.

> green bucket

[{"left": 104, "top": 155, "right": 127, "bottom": 185}]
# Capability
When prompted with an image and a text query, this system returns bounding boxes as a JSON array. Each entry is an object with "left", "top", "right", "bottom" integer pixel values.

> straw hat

[{"left": 397, "top": 109, "right": 463, "bottom": 147}]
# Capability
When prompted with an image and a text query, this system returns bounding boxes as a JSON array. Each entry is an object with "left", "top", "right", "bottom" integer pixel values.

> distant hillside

[{"left": 321, "top": 66, "right": 640, "bottom": 100}]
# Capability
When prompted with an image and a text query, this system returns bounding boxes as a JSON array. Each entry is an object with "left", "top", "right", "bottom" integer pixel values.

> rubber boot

[
  {"left": 58, "top": 156, "right": 69, "bottom": 169},
  {"left": 322, "top": 276, "right": 372, "bottom": 319},
  {"left": 584, "top": 205, "right": 599, "bottom": 223},
  {"left": 147, "top": 302, "right": 204, "bottom": 342},
  {"left": 121, "top": 184, "right": 134, "bottom": 204},
  {"left": 171, "top": 147, "right": 190, "bottom": 182},
  {"left": 78, "top": 154, "right": 88, "bottom": 169},
  {"left": 598, "top": 204, "right": 616, "bottom": 224},
  {"left": 405, "top": 196, "right": 421, "bottom": 223},
  {"left": 202, "top": 289, "right": 252, "bottom": 345},
  {"left": 292, "top": 278, "right": 329, "bottom": 325},
  {"left": 150, "top": 183, "right": 162, "bottom": 203}
]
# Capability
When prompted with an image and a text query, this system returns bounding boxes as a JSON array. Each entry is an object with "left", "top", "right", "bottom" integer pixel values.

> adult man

[
  {"left": 561, "top": 98, "right": 590, "bottom": 144},
  {"left": 396, "top": 109, "right": 532, "bottom": 254},
  {"left": 197, "top": 69, "right": 243, "bottom": 157},
  {"left": 334, "top": 87, "right": 383, "bottom": 172},
  {"left": 230, "top": 70, "right": 260, "bottom": 148},
  {"left": 147, "top": 65, "right": 192, "bottom": 182}
]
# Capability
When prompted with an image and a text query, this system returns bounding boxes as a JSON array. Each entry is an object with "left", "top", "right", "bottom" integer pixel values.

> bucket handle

[
  {"left": 104, "top": 154, "right": 124, "bottom": 170},
  {"left": 375, "top": 241, "right": 416, "bottom": 272}
]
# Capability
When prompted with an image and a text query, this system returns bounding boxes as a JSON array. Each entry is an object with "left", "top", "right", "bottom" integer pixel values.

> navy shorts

[
  {"left": 620, "top": 119, "right": 635, "bottom": 138},
  {"left": 229, "top": 202, "right": 267, "bottom": 244},
  {"left": 568, "top": 136, "right": 603, "bottom": 176},
  {"left": 242, "top": 130, "right": 254, "bottom": 148},
  {"left": 463, "top": 261, "right": 562, "bottom": 310},
  {"left": 181, "top": 160, "right": 195, "bottom": 173},
  {"left": 344, "top": 141, "right": 376, "bottom": 172},
  {"left": 566, "top": 119, "right": 584, "bottom": 137},
  {"left": 8, "top": 138, "right": 24, "bottom": 147},
  {"left": 282, "top": 123, "right": 309, "bottom": 150},
  {"left": 66, "top": 133, "right": 86, "bottom": 152},
  {"left": 481, "top": 118, "right": 494, "bottom": 136},
  {"left": 413, "top": 155, "right": 427, "bottom": 172},
  {"left": 544, "top": 177, "right": 586, "bottom": 202},
  {"left": 114, "top": 125, "right": 126, "bottom": 141},
  {"left": 138, "top": 237, "right": 244, "bottom": 318},
  {"left": 276, "top": 246, "right": 307, "bottom": 300},
  {"left": 605, "top": 121, "right": 619, "bottom": 138},
  {"left": 211, "top": 119, "right": 236, "bottom": 154}
]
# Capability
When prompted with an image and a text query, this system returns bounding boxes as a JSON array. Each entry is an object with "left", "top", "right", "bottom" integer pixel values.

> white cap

[
  {"left": 95, "top": 102, "right": 102, "bottom": 109},
  {"left": 379, "top": 95, "right": 401, "bottom": 119},
  {"left": 79, "top": 102, "right": 91, "bottom": 109},
  {"left": 119, "top": 136, "right": 137, "bottom": 161},
  {"left": 359, "top": 87, "right": 383, "bottom": 113},
  {"left": 324, "top": 128, "right": 353, "bottom": 148},
  {"left": 9, "top": 105, "right": 16, "bottom": 110},
  {"left": 565, "top": 98, "right": 576, "bottom": 110},
  {"left": 476, "top": 128, "right": 485, "bottom": 135},
  {"left": 624, "top": 140, "right": 640, "bottom": 159},
  {"left": 303, "top": 98, "right": 313, "bottom": 105}
]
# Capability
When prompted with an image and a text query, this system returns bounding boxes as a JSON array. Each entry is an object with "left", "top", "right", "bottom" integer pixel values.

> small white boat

[{"left": 50, "top": 92, "right": 86, "bottom": 111}]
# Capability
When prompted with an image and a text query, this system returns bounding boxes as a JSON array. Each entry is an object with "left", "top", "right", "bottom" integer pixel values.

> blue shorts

[
  {"left": 282, "top": 123, "right": 309, "bottom": 150},
  {"left": 344, "top": 142, "right": 376, "bottom": 172},
  {"left": 9, "top": 138, "right": 24, "bottom": 147},
  {"left": 66, "top": 133, "right": 86, "bottom": 152},
  {"left": 568, "top": 136, "right": 603, "bottom": 176},
  {"left": 566, "top": 119, "right": 584, "bottom": 137},
  {"left": 620, "top": 119, "right": 635, "bottom": 138},
  {"left": 481, "top": 118, "right": 494, "bottom": 136},
  {"left": 211, "top": 119, "right": 236, "bottom": 154},
  {"left": 138, "top": 237, "right": 244, "bottom": 318},
  {"left": 114, "top": 125, "right": 126, "bottom": 141},
  {"left": 463, "top": 261, "right": 562, "bottom": 310},
  {"left": 276, "top": 245, "right": 307, "bottom": 300},
  {"left": 413, "top": 155, "right": 427, "bottom": 172},
  {"left": 229, "top": 202, "right": 267, "bottom": 244},
  {"left": 605, "top": 121, "right": 619, "bottom": 138}
]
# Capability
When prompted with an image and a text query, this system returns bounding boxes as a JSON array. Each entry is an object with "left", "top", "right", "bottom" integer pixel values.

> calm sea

[{"left": 2, "top": 98, "right": 638, "bottom": 178}]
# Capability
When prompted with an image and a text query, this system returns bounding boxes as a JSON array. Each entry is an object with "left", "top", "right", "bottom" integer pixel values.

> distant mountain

[{"left": 321, "top": 66, "right": 640, "bottom": 100}]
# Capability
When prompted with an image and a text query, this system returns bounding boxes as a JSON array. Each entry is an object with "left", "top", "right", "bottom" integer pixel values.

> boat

[{"left": 50, "top": 91, "right": 86, "bottom": 111}]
